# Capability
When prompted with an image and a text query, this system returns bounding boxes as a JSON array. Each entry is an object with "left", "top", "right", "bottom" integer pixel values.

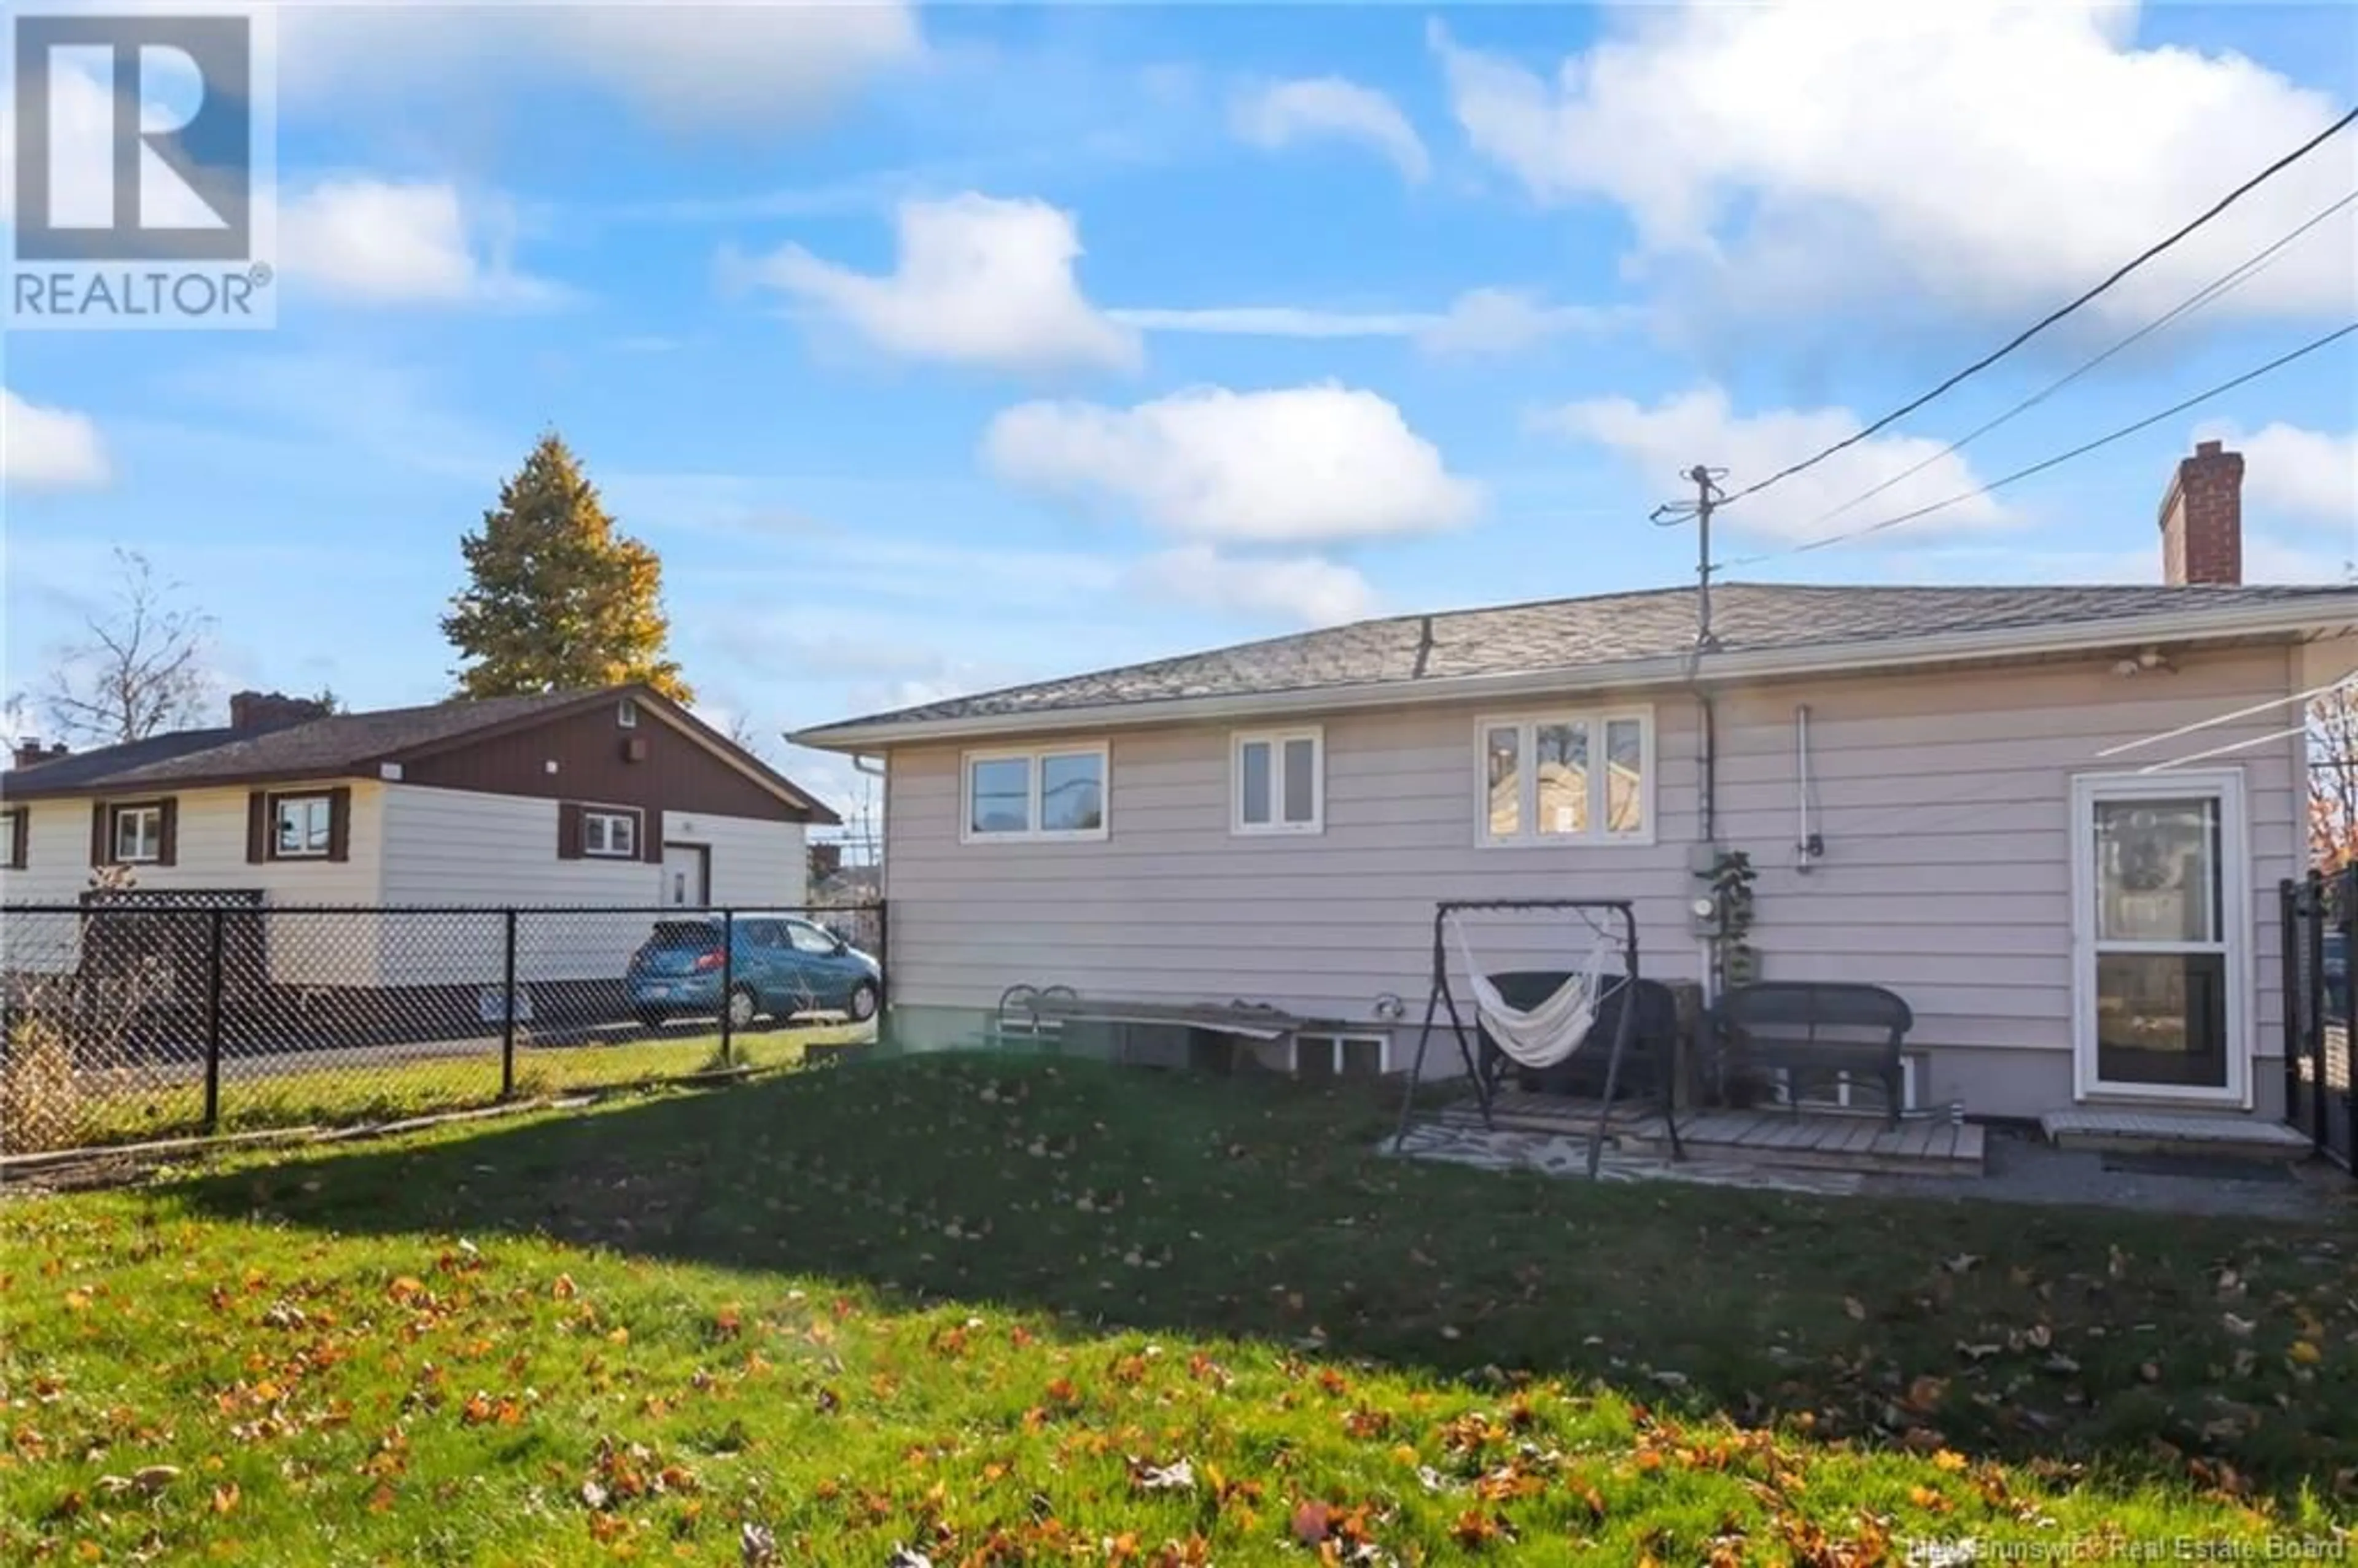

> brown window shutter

[
  {"left": 557, "top": 801, "right": 584, "bottom": 860},
  {"left": 642, "top": 808, "right": 662, "bottom": 864},
  {"left": 6, "top": 809, "right": 25, "bottom": 871},
  {"left": 90, "top": 801, "right": 108, "bottom": 866},
  {"left": 246, "top": 791, "right": 270, "bottom": 863},
  {"left": 327, "top": 786, "right": 352, "bottom": 862},
  {"left": 156, "top": 799, "right": 178, "bottom": 866}
]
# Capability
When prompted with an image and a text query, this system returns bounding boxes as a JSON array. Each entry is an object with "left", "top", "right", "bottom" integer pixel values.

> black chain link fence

[
  {"left": 2281, "top": 868, "right": 2354, "bottom": 1171},
  {"left": 0, "top": 900, "right": 884, "bottom": 1154}
]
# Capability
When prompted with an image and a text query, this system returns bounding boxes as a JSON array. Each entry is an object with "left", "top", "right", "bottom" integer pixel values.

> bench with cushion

[{"left": 1706, "top": 981, "right": 1914, "bottom": 1127}]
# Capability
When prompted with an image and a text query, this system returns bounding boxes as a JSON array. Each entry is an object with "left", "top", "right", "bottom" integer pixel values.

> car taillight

[{"left": 692, "top": 950, "right": 723, "bottom": 972}]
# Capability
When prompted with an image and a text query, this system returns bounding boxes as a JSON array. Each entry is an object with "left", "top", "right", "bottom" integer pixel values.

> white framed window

[
  {"left": 111, "top": 804, "right": 164, "bottom": 863},
  {"left": 273, "top": 794, "right": 333, "bottom": 858},
  {"left": 1286, "top": 1031, "right": 1391, "bottom": 1079},
  {"left": 1232, "top": 726, "right": 1323, "bottom": 835},
  {"left": 583, "top": 808, "right": 639, "bottom": 858},
  {"left": 617, "top": 697, "right": 638, "bottom": 729},
  {"left": 961, "top": 743, "right": 1109, "bottom": 843},
  {"left": 1476, "top": 708, "right": 1654, "bottom": 847},
  {"left": 1769, "top": 1058, "right": 1920, "bottom": 1114}
]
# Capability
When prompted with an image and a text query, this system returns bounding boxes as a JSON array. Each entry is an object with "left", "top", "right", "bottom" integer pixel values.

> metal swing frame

[{"left": 1390, "top": 897, "right": 1680, "bottom": 1178}]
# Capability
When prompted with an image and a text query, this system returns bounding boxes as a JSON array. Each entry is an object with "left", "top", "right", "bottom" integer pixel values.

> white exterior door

[
  {"left": 661, "top": 843, "right": 709, "bottom": 908},
  {"left": 2069, "top": 770, "right": 2251, "bottom": 1106}
]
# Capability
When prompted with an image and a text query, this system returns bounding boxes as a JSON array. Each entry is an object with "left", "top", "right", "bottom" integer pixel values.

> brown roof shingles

[
  {"left": 6, "top": 686, "right": 840, "bottom": 822},
  {"left": 2, "top": 691, "right": 582, "bottom": 798}
]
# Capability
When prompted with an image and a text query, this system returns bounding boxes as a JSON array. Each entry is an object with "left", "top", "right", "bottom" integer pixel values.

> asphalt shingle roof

[
  {"left": 2, "top": 691, "right": 583, "bottom": 797},
  {"left": 0, "top": 728, "right": 246, "bottom": 793},
  {"left": 810, "top": 581, "right": 2358, "bottom": 734}
]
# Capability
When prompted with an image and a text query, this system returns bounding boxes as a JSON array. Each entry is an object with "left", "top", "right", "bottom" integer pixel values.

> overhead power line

[
  {"left": 1721, "top": 320, "right": 2358, "bottom": 567},
  {"left": 1784, "top": 185, "right": 2358, "bottom": 541},
  {"left": 1714, "top": 104, "right": 2358, "bottom": 514}
]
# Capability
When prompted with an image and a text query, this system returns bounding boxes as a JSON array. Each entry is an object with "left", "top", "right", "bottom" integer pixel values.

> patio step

[{"left": 2039, "top": 1108, "right": 2313, "bottom": 1160}]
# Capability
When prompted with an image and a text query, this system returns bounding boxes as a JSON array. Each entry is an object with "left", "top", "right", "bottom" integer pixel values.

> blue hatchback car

[{"left": 625, "top": 913, "right": 882, "bottom": 1030}]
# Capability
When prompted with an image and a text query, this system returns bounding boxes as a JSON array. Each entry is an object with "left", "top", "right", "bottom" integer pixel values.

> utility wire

[
  {"left": 1783, "top": 185, "right": 2358, "bottom": 541},
  {"left": 1721, "top": 320, "right": 2358, "bottom": 567},
  {"left": 1714, "top": 105, "right": 2358, "bottom": 513}
]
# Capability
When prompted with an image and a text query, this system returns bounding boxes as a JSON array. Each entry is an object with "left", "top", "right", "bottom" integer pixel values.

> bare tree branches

[
  {"left": 44, "top": 549, "right": 215, "bottom": 745},
  {"left": 723, "top": 710, "right": 773, "bottom": 760},
  {"left": 2310, "top": 685, "right": 2358, "bottom": 872}
]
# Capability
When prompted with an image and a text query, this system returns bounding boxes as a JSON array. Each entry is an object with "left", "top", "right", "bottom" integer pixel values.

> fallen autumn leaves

[{"left": 1, "top": 1055, "right": 2352, "bottom": 1562}]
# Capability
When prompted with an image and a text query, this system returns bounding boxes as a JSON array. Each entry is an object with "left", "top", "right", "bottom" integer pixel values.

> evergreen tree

[{"left": 443, "top": 433, "right": 691, "bottom": 702}]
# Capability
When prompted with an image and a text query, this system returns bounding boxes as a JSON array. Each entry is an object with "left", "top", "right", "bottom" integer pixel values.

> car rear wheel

[
  {"left": 846, "top": 979, "right": 879, "bottom": 1023},
  {"left": 726, "top": 985, "right": 760, "bottom": 1030}
]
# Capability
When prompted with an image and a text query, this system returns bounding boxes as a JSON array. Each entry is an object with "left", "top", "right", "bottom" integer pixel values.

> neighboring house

[
  {"left": 795, "top": 440, "right": 2358, "bottom": 1131},
  {"left": 813, "top": 864, "right": 882, "bottom": 906},
  {"left": 1, "top": 684, "right": 836, "bottom": 996}
]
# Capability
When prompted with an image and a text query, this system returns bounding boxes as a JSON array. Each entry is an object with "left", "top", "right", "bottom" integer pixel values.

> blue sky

[{"left": 6, "top": 1, "right": 2357, "bottom": 820}]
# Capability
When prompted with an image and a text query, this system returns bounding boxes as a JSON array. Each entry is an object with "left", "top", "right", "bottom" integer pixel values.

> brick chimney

[
  {"left": 2159, "top": 439, "right": 2244, "bottom": 586},
  {"left": 10, "top": 739, "right": 66, "bottom": 769},
  {"left": 228, "top": 690, "right": 333, "bottom": 732}
]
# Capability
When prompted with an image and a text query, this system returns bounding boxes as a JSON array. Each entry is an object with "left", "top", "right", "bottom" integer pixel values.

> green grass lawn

[
  {"left": 35, "top": 1023, "right": 874, "bottom": 1151},
  {"left": 4, "top": 1055, "right": 2353, "bottom": 1564}
]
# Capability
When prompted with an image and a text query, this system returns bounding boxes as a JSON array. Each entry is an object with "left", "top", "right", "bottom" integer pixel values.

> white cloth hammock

[{"left": 1448, "top": 918, "right": 1618, "bottom": 1069}]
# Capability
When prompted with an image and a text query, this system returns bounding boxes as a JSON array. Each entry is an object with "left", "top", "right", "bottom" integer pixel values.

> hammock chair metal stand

[{"left": 1390, "top": 897, "right": 1680, "bottom": 1179}]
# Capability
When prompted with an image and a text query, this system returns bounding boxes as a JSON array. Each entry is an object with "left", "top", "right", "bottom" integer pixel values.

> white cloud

[
  {"left": 1231, "top": 76, "right": 1431, "bottom": 183},
  {"left": 158, "top": 353, "right": 513, "bottom": 483},
  {"left": 1108, "top": 288, "right": 1614, "bottom": 354},
  {"left": 1109, "top": 306, "right": 1433, "bottom": 340},
  {"left": 2198, "top": 422, "right": 2358, "bottom": 523},
  {"left": 1843, "top": 533, "right": 2348, "bottom": 586},
  {"left": 712, "top": 615, "right": 983, "bottom": 686},
  {"left": 3, "top": 390, "right": 111, "bottom": 492},
  {"left": 982, "top": 382, "right": 1482, "bottom": 544},
  {"left": 1431, "top": 5, "right": 2357, "bottom": 325},
  {"left": 746, "top": 195, "right": 1140, "bottom": 374},
  {"left": 282, "top": 4, "right": 921, "bottom": 133},
  {"left": 1415, "top": 289, "right": 1615, "bottom": 355},
  {"left": 1539, "top": 386, "right": 2009, "bottom": 546},
  {"left": 1133, "top": 544, "right": 1379, "bottom": 628},
  {"left": 2243, "top": 535, "right": 2351, "bottom": 583},
  {"left": 280, "top": 179, "right": 566, "bottom": 307}
]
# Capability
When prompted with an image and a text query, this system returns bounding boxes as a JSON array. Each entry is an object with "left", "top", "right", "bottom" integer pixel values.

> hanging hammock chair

[
  {"left": 1391, "top": 897, "right": 1681, "bottom": 1179},
  {"left": 1447, "top": 917, "right": 1617, "bottom": 1070}
]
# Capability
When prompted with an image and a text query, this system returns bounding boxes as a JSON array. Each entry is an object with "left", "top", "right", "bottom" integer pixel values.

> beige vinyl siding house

[
  {"left": 373, "top": 786, "right": 812, "bottom": 985},
  {"left": 798, "top": 443, "right": 2357, "bottom": 1133},
  {"left": 2, "top": 685, "right": 835, "bottom": 998},
  {"left": 1, "top": 786, "right": 809, "bottom": 928},
  {"left": 1, "top": 780, "right": 390, "bottom": 985},
  {"left": 866, "top": 644, "right": 2321, "bottom": 1120}
]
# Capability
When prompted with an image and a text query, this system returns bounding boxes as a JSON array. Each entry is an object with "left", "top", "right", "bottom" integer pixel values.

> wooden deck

[{"left": 1441, "top": 1091, "right": 1988, "bottom": 1178}]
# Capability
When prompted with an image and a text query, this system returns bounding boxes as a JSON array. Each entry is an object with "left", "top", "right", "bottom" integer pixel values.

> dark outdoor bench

[{"left": 1707, "top": 981, "right": 1914, "bottom": 1127}]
